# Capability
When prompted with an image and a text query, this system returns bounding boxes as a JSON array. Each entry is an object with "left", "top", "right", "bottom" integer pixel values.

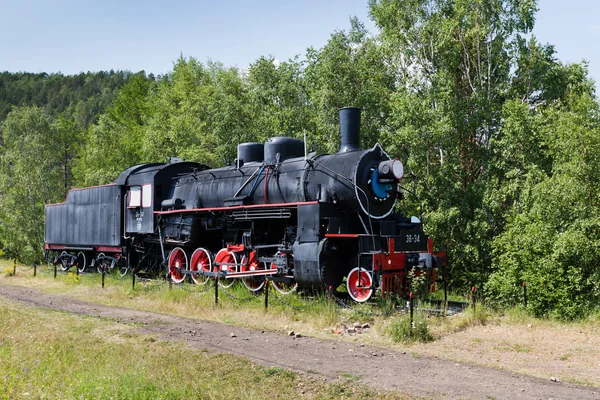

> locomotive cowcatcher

[{"left": 45, "top": 108, "right": 445, "bottom": 302}]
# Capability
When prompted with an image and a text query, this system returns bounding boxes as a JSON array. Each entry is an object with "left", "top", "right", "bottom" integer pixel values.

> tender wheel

[
  {"left": 190, "top": 247, "right": 212, "bottom": 285},
  {"left": 346, "top": 267, "right": 374, "bottom": 303},
  {"left": 271, "top": 252, "right": 298, "bottom": 295},
  {"left": 241, "top": 251, "right": 265, "bottom": 292},
  {"left": 76, "top": 252, "right": 87, "bottom": 273},
  {"left": 214, "top": 248, "right": 238, "bottom": 288},
  {"left": 118, "top": 259, "right": 128, "bottom": 277},
  {"left": 168, "top": 247, "right": 188, "bottom": 284},
  {"left": 60, "top": 251, "right": 70, "bottom": 271},
  {"left": 96, "top": 252, "right": 107, "bottom": 273}
]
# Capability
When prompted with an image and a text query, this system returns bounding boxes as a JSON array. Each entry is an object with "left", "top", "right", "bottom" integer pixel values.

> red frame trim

[
  {"left": 45, "top": 244, "right": 65, "bottom": 250},
  {"left": 226, "top": 244, "right": 245, "bottom": 252},
  {"left": 154, "top": 201, "right": 319, "bottom": 215},
  {"left": 94, "top": 246, "right": 123, "bottom": 253},
  {"left": 45, "top": 244, "right": 122, "bottom": 253},
  {"left": 46, "top": 184, "right": 118, "bottom": 207}
]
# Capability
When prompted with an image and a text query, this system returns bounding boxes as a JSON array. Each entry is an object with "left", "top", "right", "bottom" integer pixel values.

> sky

[{"left": 1, "top": 0, "right": 599, "bottom": 85}]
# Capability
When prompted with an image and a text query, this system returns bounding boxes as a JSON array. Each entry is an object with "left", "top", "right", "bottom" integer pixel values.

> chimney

[{"left": 339, "top": 107, "right": 361, "bottom": 152}]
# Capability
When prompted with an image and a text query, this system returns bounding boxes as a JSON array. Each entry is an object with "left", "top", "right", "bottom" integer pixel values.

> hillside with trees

[
  {"left": 0, "top": 71, "right": 137, "bottom": 128},
  {"left": 1, "top": 0, "right": 598, "bottom": 319}
]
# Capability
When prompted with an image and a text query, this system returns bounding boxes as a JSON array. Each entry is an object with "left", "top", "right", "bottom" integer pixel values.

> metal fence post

[
  {"left": 102, "top": 266, "right": 105, "bottom": 288},
  {"left": 214, "top": 275, "right": 219, "bottom": 305},
  {"left": 264, "top": 279, "right": 269, "bottom": 310},
  {"left": 409, "top": 291, "right": 414, "bottom": 335},
  {"left": 13, "top": 259, "right": 16, "bottom": 276},
  {"left": 33, "top": 260, "right": 37, "bottom": 277},
  {"left": 471, "top": 286, "right": 476, "bottom": 313},
  {"left": 523, "top": 281, "right": 527, "bottom": 308},
  {"left": 132, "top": 267, "right": 136, "bottom": 290}
]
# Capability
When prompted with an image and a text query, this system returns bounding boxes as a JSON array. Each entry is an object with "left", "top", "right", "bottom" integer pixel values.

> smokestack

[{"left": 339, "top": 107, "right": 361, "bottom": 152}]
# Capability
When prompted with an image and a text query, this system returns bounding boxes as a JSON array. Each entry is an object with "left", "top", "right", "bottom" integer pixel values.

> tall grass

[{"left": 386, "top": 310, "right": 434, "bottom": 343}]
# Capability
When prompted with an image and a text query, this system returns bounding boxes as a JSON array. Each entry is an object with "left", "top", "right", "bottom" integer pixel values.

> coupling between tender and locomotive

[{"left": 44, "top": 107, "right": 445, "bottom": 303}]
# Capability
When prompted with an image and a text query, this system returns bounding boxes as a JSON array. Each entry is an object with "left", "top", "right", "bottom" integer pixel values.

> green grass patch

[
  {"left": 0, "top": 297, "right": 408, "bottom": 399},
  {"left": 386, "top": 311, "right": 434, "bottom": 343}
]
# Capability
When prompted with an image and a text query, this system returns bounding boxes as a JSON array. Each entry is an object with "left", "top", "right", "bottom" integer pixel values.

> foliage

[
  {"left": 486, "top": 92, "right": 600, "bottom": 319},
  {"left": 369, "top": 0, "right": 539, "bottom": 289},
  {"left": 247, "top": 56, "right": 314, "bottom": 142},
  {"left": 305, "top": 17, "right": 395, "bottom": 153},
  {"left": 73, "top": 72, "right": 154, "bottom": 185},
  {"left": 0, "top": 70, "right": 133, "bottom": 128},
  {"left": 387, "top": 310, "right": 433, "bottom": 343},
  {"left": 1, "top": 0, "right": 600, "bottom": 319},
  {"left": 141, "top": 58, "right": 252, "bottom": 167},
  {"left": 0, "top": 106, "right": 75, "bottom": 262}
]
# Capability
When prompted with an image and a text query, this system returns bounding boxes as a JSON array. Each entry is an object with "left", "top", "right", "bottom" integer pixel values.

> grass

[
  {"left": 386, "top": 311, "right": 434, "bottom": 343},
  {"left": 0, "top": 296, "right": 409, "bottom": 399},
  {"left": 0, "top": 260, "right": 567, "bottom": 346},
  {"left": 5, "top": 258, "right": 600, "bottom": 388},
  {"left": 1, "top": 259, "right": 390, "bottom": 344}
]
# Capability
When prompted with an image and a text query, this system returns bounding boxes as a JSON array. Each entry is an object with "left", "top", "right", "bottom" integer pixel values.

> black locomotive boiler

[{"left": 45, "top": 108, "right": 444, "bottom": 302}]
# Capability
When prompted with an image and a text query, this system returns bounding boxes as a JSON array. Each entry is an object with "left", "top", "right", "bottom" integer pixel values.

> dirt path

[{"left": 1, "top": 283, "right": 598, "bottom": 399}]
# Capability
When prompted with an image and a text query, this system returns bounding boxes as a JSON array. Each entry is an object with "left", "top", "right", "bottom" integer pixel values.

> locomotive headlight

[
  {"left": 369, "top": 158, "right": 404, "bottom": 201},
  {"left": 377, "top": 159, "right": 404, "bottom": 181}
]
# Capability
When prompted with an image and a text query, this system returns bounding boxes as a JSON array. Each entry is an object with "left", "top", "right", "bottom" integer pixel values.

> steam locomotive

[{"left": 45, "top": 108, "right": 444, "bottom": 302}]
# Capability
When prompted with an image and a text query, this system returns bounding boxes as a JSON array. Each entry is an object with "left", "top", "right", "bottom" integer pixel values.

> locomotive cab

[{"left": 115, "top": 160, "right": 208, "bottom": 236}]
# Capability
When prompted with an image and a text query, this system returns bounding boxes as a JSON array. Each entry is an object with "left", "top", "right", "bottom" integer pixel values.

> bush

[
  {"left": 486, "top": 218, "right": 600, "bottom": 320},
  {"left": 387, "top": 311, "right": 433, "bottom": 343}
]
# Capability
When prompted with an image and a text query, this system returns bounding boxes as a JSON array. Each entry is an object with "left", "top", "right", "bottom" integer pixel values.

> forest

[{"left": 1, "top": 0, "right": 598, "bottom": 319}]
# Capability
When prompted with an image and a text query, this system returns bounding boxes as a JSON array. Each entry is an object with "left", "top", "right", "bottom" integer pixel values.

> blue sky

[{"left": 1, "top": 0, "right": 599, "bottom": 85}]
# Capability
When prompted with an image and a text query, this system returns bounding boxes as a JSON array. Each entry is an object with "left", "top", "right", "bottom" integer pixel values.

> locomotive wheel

[
  {"left": 214, "top": 248, "right": 238, "bottom": 288},
  {"left": 190, "top": 247, "right": 212, "bottom": 285},
  {"left": 168, "top": 247, "right": 187, "bottom": 284},
  {"left": 76, "top": 251, "right": 87, "bottom": 273},
  {"left": 241, "top": 251, "right": 265, "bottom": 292},
  {"left": 60, "top": 251, "right": 70, "bottom": 271},
  {"left": 271, "top": 251, "right": 298, "bottom": 295},
  {"left": 346, "top": 267, "right": 374, "bottom": 303}
]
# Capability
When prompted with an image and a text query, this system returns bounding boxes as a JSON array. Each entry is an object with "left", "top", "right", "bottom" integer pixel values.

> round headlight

[{"left": 392, "top": 159, "right": 404, "bottom": 180}]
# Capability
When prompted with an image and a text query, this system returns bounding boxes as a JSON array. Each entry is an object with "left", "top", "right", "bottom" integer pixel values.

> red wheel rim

[
  {"left": 168, "top": 247, "right": 187, "bottom": 284},
  {"left": 346, "top": 267, "right": 373, "bottom": 302},
  {"left": 215, "top": 248, "right": 238, "bottom": 288},
  {"left": 190, "top": 248, "right": 212, "bottom": 285},
  {"left": 271, "top": 251, "right": 297, "bottom": 294},
  {"left": 241, "top": 251, "right": 264, "bottom": 292}
]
